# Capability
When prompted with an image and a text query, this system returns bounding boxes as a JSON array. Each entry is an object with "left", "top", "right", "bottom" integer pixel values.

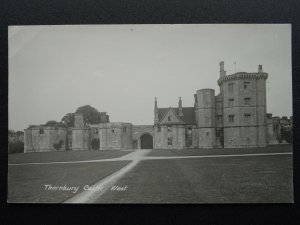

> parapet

[
  {"left": 217, "top": 71, "right": 268, "bottom": 86},
  {"left": 98, "top": 122, "right": 133, "bottom": 129}
]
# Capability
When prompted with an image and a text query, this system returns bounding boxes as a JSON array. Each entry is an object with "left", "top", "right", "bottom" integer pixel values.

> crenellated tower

[{"left": 217, "top": 62, "right": 268, "bottom": 148}]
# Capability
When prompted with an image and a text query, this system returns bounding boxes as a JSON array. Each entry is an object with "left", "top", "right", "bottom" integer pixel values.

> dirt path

[{"left": 64, "top": 149, "right": 152, "bottom": 203}]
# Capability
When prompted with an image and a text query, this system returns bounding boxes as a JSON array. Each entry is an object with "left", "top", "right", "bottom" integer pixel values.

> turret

[
  {"left": 74, "top": 113, "right": 85, "bottom": 128},
  {"left": 196, "top": 89, "right": 216, "bottom": 148},
  {"left": 194, "top": 94, "right": 197, "bottom": 108},
  {"left": 178, "top": 97, "right": 183, "bottom": 117},
  {"left": 218, "top": 63, "right": 268, "bottom": 148},
  {"left": 219, "top": 61, "right": 226, "bottom": 77},
  {"left": 100, "top": 112, "right": 108, "bottom": 123},
  {"left": 154, "top": 97, "right": 159, "bottom": 124},
  {"left": 72, "top": 113, "right": 90, "bottom": 151}
]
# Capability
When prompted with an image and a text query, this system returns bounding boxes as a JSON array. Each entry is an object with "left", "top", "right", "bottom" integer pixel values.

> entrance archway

[{"left": 140, "top": 134, "right": 153, "bottom": 149}]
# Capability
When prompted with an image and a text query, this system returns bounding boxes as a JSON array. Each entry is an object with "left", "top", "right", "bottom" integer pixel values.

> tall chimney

[
  {"left": 178, "top": 97, "right": 183, "bottom": 117},
  {"left": 258, "top": 65, "right": 263, "bottom": 72},
  {"left": 154, "top": 97, "right": 159, "bottom": 124},
  {"left": 220, "top": 61, "right": 226, "bottom": 77}
]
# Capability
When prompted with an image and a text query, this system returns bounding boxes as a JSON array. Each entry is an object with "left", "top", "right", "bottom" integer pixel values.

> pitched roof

[
  {"left": 157, "top": 107, "right": 196, "bottom": 125},
  {"left": 158, "top": 108, "right": 184, "bottom": 125}
]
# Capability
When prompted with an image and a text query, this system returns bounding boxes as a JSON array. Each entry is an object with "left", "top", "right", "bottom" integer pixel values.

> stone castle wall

[
  {"left": 72, "top": 128, "right": 90, "bottom": 151},
  {"left": 154, "top": 125, "right": 185, "bottom": 149},
  {"left": 24, "top": 126, "right": 67, "bottom": 153},
  {"left": 99, "top": 123, "right": 132, "bottom": 150}
]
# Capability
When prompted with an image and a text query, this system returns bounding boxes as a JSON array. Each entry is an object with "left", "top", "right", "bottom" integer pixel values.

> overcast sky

[{"left": 9, "top": 24, "right": 292, "bottom": 131}]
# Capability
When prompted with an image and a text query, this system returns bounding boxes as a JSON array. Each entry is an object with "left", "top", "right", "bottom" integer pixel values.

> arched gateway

[{"left": 140, "top": 134, "right": 153, "bottom": 149}]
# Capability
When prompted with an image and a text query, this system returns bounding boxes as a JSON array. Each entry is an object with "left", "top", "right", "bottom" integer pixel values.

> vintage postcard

[{"left": 8, "top": 24, "right": 293, "bottom": 203}]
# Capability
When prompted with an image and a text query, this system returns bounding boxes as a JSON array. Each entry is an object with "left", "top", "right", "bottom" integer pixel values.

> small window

[
  {"left": 167, "top": 126, "right": 172, "bottom": 132},
  {"left": 55, "top": 127, "right": 59, "bottom": 131},
  {"left": 168, "top": 138, "right": 173, "bottom": 146},
  {"left": 244, "top": 98, "right": 251, "bottom": 105},
  {"left": 229, "top": 115, "right": 235, "bottom": 123},
  {"left": 244, "top": 82, "right": 250, "bottom": 89},
  {"left": 157, "top": 126, "right": 161, "bottom": 132},
  {"left": 168, "top": 116, "right": 171, "bottom": 121},
  {"left": 112, "top": 129, "right": 115, "bottom": 133},
  {"left": 94, "top": 128, "right": 98, "bottom": 134},
  {"left": 228, "top": 99, "right": 234, "bottom": 107},
  {"left": 206, "top": 132, "right": 210, "bottom": 136},
  {"left": 228, "top": 83, "right": 234, "bottom": 92},
  {"left": 188, "top": 127, "right": 192, "bottom": 134},
  {"left": 39, "top": 128, "right": 44, "bottom": 134},
  {"left": 244, "top": 114, "right": 251, "bottom": 124},
  {"left": 123, "top": 127, "right": 127, "bottom": 133}
]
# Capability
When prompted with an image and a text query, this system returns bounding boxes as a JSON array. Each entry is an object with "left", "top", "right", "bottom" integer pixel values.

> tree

[
  {"left": 45, "top": 120, "right": 63, "bottom": 126},
  {"left": 280, "top": 127, "right": 293, "bottom": 144},
  {"left": 76, "top": 105, "right": 102, "bottom": 124},
  {"left": 8, "top": 129, "right": 24, "bottom": 154},
  {"left": 16, "top": 131, "right": 24, "bottom": 135},
  {"left": 61, "top": 113, "right": 75, "bottom": 127},
  {"left": 61, "top": 105, "right": 103, "bottom": 127},
  {"left": 8, "top": 142, "right": 24, "bottom": 154}
]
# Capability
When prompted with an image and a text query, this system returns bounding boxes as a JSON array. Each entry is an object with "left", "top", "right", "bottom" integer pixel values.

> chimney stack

[
  {"left": 219, "top": 61, "right": 226, "bottom": 77},
  {"left": 154, "top": 97, "right": 159, "bottom": 124},
  {"left": 178, "top": 97, "right": 183, "bottom": 117}
]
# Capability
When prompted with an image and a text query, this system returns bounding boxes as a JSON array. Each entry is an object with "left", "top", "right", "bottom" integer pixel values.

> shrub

[
  {"left": 8, "top": 141, "right": 24, "bottom": 154},
  {"left": 281, "top": 129, "right": 293, "bottom": 144},
  {"left": 280, "top": 127, "right": 293, "bottom": 144},
  {"left": 53, "top": 140, "right": 64, "bottom": 151}
]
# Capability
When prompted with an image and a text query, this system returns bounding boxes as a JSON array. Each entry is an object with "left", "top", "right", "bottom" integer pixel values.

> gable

[
  {"left": 158, "top": 108, "right": 184, "bottom": 125},
  {"left": 157, "top": 107, "right": 196, "bottom": 125}
]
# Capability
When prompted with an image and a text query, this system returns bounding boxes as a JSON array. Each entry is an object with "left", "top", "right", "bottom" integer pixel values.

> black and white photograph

[{"left": 8, "top": 24, "right": 293, "bottom": 203}]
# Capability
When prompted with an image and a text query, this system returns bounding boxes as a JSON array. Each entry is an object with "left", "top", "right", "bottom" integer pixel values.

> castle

[{"left": 24, "top": 62, "right": 292, "bottom": 153}]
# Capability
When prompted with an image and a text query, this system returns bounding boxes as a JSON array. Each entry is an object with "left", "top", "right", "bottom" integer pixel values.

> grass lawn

[
  {"left": 148, "top": 144, "right": 293, "bottom": 157},
  {"left": 96, "top": 154, "right": 293, "bottom": 203},
  {"left": 8, "top": 150, "right": 132, "bottom": 164},
  {"left": 8, "top": 161, "right": 130, "bottom": 203}
]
